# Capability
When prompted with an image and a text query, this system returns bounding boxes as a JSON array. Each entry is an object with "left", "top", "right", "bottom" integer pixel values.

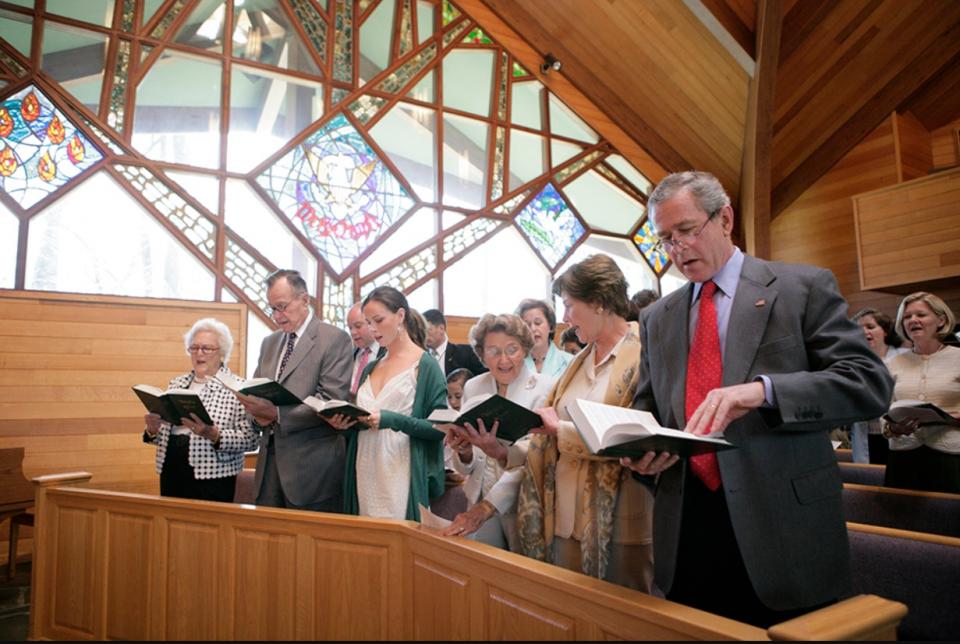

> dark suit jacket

[
  {"left": 443, "top": 342, "right": 487, "bottom": 377},
  {"left": 252, "top": 317, "right": 353, "bottom": 507},
  {"left": 633, "top": 255, "right": 893, "bottom": 611}
]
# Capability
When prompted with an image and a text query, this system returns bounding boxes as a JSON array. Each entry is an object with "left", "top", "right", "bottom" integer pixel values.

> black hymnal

[
  {"left": 132, "top": 385, "right": 214, "bottom": 426},
  {"left": 427, "top": 394, "right": 543, "bottom": 444}
]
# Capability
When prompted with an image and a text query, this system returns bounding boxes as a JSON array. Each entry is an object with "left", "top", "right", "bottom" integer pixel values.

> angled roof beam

[
  {"left": 772, "top": 18, "right": 960, "bottom": 218},
  {"left": 740, "top": 0, "right": 782, "bottom": 258}
]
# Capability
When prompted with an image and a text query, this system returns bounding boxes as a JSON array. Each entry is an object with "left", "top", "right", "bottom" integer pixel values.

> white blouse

[
  {"left": 448, "top": 365, "right": 555, "bottom": 514},
  {"left": 355, "top": 365, "right": 417, "bottom": 519},
  {"left": 886, "top": 345, "right": 960, "bottom": 454}
]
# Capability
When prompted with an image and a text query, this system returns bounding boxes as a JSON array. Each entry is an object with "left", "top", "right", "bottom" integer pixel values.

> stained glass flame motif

[
  {"left": 0, "top": 85, "right": 103, "bottom": 209},
  {"left": 257, "top": 113, "right": 415, "bottom": 275},
  {"left": 633, "top": 217, "right": 669, "bottom": 275},
  {"left": 515, "top": 183, "right": 585, "bottom": 269}
]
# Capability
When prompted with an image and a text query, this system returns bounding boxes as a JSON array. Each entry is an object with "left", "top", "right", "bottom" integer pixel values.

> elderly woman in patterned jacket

[{"left": 143, "top": 318, "right": 258, "bottom": 502}]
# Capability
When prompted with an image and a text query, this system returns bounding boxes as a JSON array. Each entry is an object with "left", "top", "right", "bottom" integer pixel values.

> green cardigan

[{"left": 342, "top": 351, "right": 448, "bottom": 521}]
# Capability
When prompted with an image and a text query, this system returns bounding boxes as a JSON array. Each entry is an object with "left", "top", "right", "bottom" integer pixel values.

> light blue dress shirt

[{"left": 688, "top": 247, "right": 776, "bottom": 407}]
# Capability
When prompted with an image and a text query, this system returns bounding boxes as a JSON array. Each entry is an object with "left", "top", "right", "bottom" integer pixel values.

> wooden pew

[
  {"left": 834, "top": 448, "right": 852, "bottom": 462},
  {"left": 846, "top": 522, "right": 960, "bottom": 641},
  {"left": 843, "top": 483, "right": 960, "bottom": 538},
  {"left": 30, "top": 477, "right": 905, "bottom": 641},
  {"left": 0, "top": 447, "right": 35, "bottom": 576},
  {"left": 838, "top": 461, "right": 886, "bottom": 486}
]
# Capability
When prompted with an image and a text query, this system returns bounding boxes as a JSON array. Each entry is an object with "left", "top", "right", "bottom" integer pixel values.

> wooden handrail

[
  {"left": 846, "top": 521, "right": 960, "bottom": 547},
  {"left": 32, "top": 472, "right": 93, "bottom": 488},
  {"left": 768, "top": 594, "right": 907, "bottom": 641}
]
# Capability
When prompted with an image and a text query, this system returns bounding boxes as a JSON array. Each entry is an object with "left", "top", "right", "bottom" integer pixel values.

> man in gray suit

[
  {"left": 238, "top": 269, "right": 353, "bottom": 512},
  {"left": 624, "top": 172, "right": 893, "bottom": 627}
]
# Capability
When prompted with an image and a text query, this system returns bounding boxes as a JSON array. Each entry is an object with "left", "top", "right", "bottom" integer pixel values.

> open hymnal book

[
  {"left": 886, "top": 399, "right": 960, "bottom": 428},
  {"left": 132, "top": 385, "right": 214, "bottom": 426},
  {"left": 214, "top": 373, "right": 302, "bottom": 406},
  {"left": 426, "top": 394, "right": 542, "bottom": 444},
  {"left": 301, "top": 396, "right": 370, "bottom": 420},
  {"left": 566, "top": 398, "right": 734, "bottom": 458}
]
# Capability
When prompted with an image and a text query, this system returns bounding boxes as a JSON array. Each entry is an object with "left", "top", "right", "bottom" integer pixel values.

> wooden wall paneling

[
  {"left": 931, "top": 117, "right": 960, "bottom": 169},
  {"left": 0, "top": 291, "right": 247, "bottom": 565},
  {"left": 893, "top": 111, "right": 933, "bottom": 182},
  {"left": 853, "top": 166, "right": 960, "bottom": 290}
]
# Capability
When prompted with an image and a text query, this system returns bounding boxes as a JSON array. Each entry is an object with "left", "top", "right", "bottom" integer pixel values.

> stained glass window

[
  {"left": 256, "top": 112, "right": 415, "bottom": 276},
  {"left": 3, "top": 0, "right": 680, "bottom": 338},
  {"left": 515, "top": 183, "right": 586, "bottom": 269},
  {"left": 0, "top": 85, "right": 103, "bottom": 210},
  {"left": 633, "top": 217, "right": 670, "bottom": 276}
]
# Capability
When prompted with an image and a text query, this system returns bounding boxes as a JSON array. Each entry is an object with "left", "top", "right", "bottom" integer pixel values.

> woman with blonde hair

[
  {"left": 517, "top": 254, "right": 653, "bottom": 591},
  {"left": 882, "top": 292, "right": 960, "bottom": 492}
]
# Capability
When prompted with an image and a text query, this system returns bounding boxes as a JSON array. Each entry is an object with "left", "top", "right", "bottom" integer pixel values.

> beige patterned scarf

[{"left": 517, "top": 322, "right": 641, "bottom": 579}]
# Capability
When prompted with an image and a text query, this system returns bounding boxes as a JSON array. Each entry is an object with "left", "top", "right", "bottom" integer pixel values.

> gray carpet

[{"left": 0, "top": 561, "right": 29, "bottom": 642}]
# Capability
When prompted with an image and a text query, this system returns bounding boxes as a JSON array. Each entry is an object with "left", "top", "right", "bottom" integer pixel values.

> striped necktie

[{"left": 277, "top": 332, "right": 297, "bottom": 379}]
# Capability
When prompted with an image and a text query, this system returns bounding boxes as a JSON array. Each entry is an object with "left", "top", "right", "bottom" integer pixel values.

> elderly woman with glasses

[
  {"left": 440, "top": 313, "right": 556, "bottom": 550},
  {"left": 143, "top": 318, "right": 259, "bottom": 502}
]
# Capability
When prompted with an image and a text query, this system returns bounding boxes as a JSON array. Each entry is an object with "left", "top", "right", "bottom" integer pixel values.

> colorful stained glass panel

[
  {"left": 515, "top": 183, "right": 585, "bottom": 269},
  {"left": 256, "top": 113, "right": 415, "bottom": 276},
  {"left": 0, "top": 85, "right": 103, "bottom": 210},
  {"left": 633, "top": 217, "right": 669, "bottom": 276}
]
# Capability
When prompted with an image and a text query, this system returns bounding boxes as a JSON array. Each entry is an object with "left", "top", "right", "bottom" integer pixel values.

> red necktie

[
  {"left": 352, "top": 346, "right": 372, "bottom": 395},
  {"left": 685, "top": 280, "right": 723, "bottom": 491}
]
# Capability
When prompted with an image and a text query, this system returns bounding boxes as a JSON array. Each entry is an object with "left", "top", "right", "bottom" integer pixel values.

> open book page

[
  {"left": 302, "top": 396, "right": 370, "bottom": 418},
  {"left": 567, "top": 398, "right": 733, "bottom": 457},
  {"left": 417, "top": 503, "right": 452, "bottom": 530},
  {"left": 888, "top": 399, "right": 960, "bottom": 427}
]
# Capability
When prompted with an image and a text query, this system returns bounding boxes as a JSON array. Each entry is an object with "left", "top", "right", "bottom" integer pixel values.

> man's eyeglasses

[
  {"left": 267, "top": 300, "right": 296, "bottom": 316},
  {"left": 188, "top": 345, "right": 219, "bottom": 354},
  {"left": 652, "top": 210, "right": 719, "bottom": 254},
  {"left": 483, "top": 344, "right": 523, "bottom": 359}
]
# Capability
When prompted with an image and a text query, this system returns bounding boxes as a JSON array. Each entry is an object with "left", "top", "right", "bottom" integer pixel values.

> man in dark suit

[
  {"left": 238, "top": 269, "right": 353, "bottom": 512},
  {"left": 623, "top": 171, "right": 893, "bottom": 627},
  {"left": 423, "top": 309, "right": 487, "bottom": 376},
  {"left": 346, "top": 302, "right": 385, "bottom": 399}
]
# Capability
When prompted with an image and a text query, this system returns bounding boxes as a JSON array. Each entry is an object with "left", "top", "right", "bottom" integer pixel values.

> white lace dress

[{"left": 355, "top": 365, "right": 417, "bottom": 519}]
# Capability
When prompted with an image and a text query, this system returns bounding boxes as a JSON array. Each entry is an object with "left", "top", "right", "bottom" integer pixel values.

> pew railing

[{"left": 30, "top": 478, "right": 906, "bottom": 641}]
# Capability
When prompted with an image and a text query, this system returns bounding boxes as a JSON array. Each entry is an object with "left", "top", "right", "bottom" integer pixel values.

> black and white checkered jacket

[{"left": 144, "top": 366, "right": 259, "bottom": 479}]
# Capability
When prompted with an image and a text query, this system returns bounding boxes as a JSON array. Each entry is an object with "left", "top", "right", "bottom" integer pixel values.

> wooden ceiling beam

[
  {"left": 778, "top": 0, "right": 835, "bottom": 63},
  {"left": 740, "top": 0, "right": 782, "bottom": 259},
  {"left": 699, "top": 0, "right": 755, "bottom": 59},
  {"left": 771, "top": 17, "right": 960, "bottom": 218},
  {"left": 472, "top": 0, "right": 682, "bottom": 182}
]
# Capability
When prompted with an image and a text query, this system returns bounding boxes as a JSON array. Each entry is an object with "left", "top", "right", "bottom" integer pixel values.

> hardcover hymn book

[
  {"left": 132, "top": 385, "right": 214, "bottom": 426},
  {"left": 426, "top": 394, "right": 543, "bottom": 444},
  {"left": 566, "top": 398, "right": 734, "bottom": 458}
]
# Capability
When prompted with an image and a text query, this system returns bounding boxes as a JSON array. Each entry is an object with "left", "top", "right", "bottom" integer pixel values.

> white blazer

[{"left": 448, "top": 364, "right": 555, "bottom": 513}]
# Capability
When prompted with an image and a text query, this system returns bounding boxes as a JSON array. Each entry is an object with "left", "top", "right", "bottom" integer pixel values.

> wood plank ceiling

[{"left": 480, "top": 0, "right": 960, "bottom": 216}]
